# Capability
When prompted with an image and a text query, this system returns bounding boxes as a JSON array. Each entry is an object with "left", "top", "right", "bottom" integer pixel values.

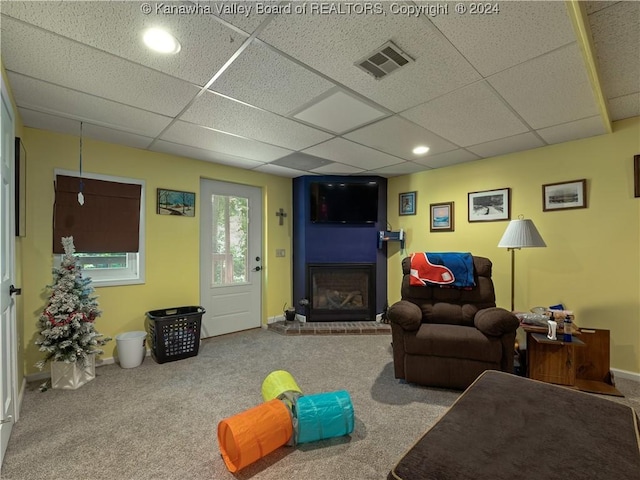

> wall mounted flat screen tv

[{"left": 310, "top": 181, "right": 378, "bottom": 224}]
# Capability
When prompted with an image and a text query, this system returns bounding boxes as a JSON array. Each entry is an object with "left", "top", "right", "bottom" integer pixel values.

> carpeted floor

[{"left": 2, "top": 328, "right": 639, "bottom": 480}]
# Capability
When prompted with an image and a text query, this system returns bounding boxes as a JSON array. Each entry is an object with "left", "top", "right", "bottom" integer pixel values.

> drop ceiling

[{"left": 1, "top": 1, "right": 638, "bottom": 178}]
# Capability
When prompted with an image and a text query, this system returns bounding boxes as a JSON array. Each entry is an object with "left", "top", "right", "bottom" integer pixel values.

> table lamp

[{"left": 498, "top": 215, "right": 546, "bottom": 311}]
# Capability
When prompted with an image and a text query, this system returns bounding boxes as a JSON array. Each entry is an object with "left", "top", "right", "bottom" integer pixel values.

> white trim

[
  {"left": 52, "top": 169, "right": 146, "bottom": 287},
  {"left": 611, "top": 368, "right": 640, "bottom": 383},
  {"left": 25, "top": 350, "right": 153, "bottom": 383}
]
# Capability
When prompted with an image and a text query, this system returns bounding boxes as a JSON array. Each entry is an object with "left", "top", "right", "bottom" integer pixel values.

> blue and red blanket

[{"left": 409, "top": 252, "right": 475, "bottom": 288}]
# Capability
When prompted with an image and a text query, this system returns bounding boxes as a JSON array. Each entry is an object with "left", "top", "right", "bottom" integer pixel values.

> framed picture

[
  {"left": 634, "top": 155, "right": 640, "bottom": 198},
  {"left": 15, "top": 137, "right": 26, "bottom": 236},
  {"left": 399, "top": 191, "right": 417, "bottom": 216},
  {"left": 430, "top": 202, "right": 454, "bottom": 232},
  {"left": 468, "top": 188, "right": 510, "bottom": 222},
  {"left": 542, "top": 179, "right": 587, "bottom": 211},
  {"left": 157, "top": 188, "right": 196, "bottom": 217}
]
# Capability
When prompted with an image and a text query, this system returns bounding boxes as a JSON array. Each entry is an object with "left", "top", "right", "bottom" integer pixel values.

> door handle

[
  {"left": 0, "top": 415, "right": 12, "bottom": 424},
  {"left": 9, "top": 285, "right": 21, "bottom": 296},
  {"left": 252, "top": 266, "right": 262, "bottom": 272}
]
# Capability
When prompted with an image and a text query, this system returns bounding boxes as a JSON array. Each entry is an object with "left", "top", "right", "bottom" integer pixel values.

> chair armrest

[
  {"left": 474, "top": 307, "right": 519, "bottom": 337},
  {"left": 388, "top": 300, "right": 422, "bottom": 331}
]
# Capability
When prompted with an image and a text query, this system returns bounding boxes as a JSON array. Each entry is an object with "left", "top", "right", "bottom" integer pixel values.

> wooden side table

[{"left": 527, "top": 333, "right": 586, "bottom": 386}]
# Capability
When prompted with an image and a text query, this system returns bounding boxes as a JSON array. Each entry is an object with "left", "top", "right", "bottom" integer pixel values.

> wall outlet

[{"left": 275, "top": 249, "right": 286, "bottom": 257}]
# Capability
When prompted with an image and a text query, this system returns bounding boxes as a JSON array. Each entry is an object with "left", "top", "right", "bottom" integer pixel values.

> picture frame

[
  {"left": 468, "top": 188, "right": 510, "bottom": 222},
  {"left": 542, "top": 179, "right": 587, "bottom": 211},
  {"left": 157, "top": 188, "right": 196, "bottom": 217},
  {"left": 399, "top": 191, "right": 417, "bottom": 216},
  {"left": 634, "top": 154, "right": 640, "bottom": 198},
  {"left": 430, "top": 202, "right": 454, "bottom": 232},
  {"left": 15, "top": 137, "right": 26, "bottom": 236}
]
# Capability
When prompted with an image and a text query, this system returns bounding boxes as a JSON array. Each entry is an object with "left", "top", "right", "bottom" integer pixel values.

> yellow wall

[
  {"left": 388, "top": 117, "right": 640, "bottom": 374},
  {"left": 20, "top": 128, "right": 293, "bottom": 375}
]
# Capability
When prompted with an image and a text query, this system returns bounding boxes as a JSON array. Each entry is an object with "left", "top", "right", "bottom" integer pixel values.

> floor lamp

[{"left": 498, "top": 215, "right": 546, "bottom": 311}]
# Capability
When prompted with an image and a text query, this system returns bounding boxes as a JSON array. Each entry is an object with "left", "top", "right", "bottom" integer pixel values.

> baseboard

[
  {"left": 25, "top": 350, "right": 152, "bottom": 383},
  {"left": 266, "top": 315, "right": 285, "bottom": 326},
  {"left": 611, "top": 368, "right": 640, "bottom": 383}
]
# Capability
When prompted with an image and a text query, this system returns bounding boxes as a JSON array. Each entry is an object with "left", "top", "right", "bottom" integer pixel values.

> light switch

[{"left": 276, "top": 249, "right": 286, "bottom": 257}]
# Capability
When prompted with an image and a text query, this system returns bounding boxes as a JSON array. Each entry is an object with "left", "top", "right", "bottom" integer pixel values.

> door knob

[
  {"left": 9, "top": 285, "right": 21, "bottom": 295},
  {"left": 252, "top": 266, "right": 262, "bottom": 272}
]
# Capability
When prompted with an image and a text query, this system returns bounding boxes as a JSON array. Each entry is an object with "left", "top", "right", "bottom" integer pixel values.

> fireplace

[{"left": 306, "top": 263, "right": 376, "bottom": 322}]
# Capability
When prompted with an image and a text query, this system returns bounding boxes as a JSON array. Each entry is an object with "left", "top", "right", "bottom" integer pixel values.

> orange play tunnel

[{"left": 217, "top": 399, "right": 293, "bottom": 472}]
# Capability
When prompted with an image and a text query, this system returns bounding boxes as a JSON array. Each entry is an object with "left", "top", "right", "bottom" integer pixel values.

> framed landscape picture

[
  {"left": 157, "top": 188, "right": 196, "bottom": 217},
  {"left": 399, "top": 191, "right": 417, "bottom": 216},
  {"left": 468, "top": 188, "right": 510, "bottom": 222},
  {"left": 542, "top": 179, "right": 587, "bottom": 211},
  {"left": 430, "top": 202, "right": 454, "bottom": 232},
  {"left": 634, "top": 155, "right": 640, "bottom": 198}
]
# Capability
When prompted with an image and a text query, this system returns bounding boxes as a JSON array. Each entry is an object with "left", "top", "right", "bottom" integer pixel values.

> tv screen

[{"left": 310, "top": 182, "right": 378, "bottom": 224}]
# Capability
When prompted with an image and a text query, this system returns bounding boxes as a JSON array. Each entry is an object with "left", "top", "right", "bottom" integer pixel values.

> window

[{"left": 53, "top": 170, "right": 145, "bottom": 287}]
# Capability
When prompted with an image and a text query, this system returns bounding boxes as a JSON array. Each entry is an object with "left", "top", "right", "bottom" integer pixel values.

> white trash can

[{"left": 115, "top": 331, "right": 147, "bottom": 368}]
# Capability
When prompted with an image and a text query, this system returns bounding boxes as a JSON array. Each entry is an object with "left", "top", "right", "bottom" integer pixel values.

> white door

[
  {"left": 200, "top": 179, "right": 262, "bottom": 337},
  {"left": 0, "top": 77, "right": 17, "bottom": 466}
]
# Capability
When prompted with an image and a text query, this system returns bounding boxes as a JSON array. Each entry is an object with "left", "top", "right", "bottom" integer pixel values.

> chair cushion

[{"left": 404, "top": 324, "right": 502, "bottom": 363}]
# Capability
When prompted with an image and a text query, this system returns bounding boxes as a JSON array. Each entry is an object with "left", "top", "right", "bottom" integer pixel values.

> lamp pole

[{"left": 508, "top": 248, "right": 516, "bottom": 312}]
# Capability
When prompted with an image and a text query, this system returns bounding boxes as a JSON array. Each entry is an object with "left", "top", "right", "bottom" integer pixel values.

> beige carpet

[{"left": 2, "top": 328, "right": 639, "bottom": 480}]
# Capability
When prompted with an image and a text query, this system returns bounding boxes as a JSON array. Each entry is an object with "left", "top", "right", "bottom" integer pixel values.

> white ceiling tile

[
  {"left": 18, "top": 108, "right": 81, "bottom": 136},
  {"left": 367, "top": 162, "right": 432, "bottom": 177},
  {"left": 608, "top": 93, "right": 640, "bottom": 121},
  {"left": 401, "top": 82, "right": 529, "bottom": 146},
  {"left": 270, "top": 153, "right": 333, "bottom": 171},
  {"left": 205, "top": 0, "right": 277, "bottom": 34},
  {"left": 293, "top": 89, "right": 389, "bottom": 134},
  {"left": 253, "top": 164, "right": 306, "bottom": 178},
  {"left": 258, "top": 5, "right": 481, "bottom": 112},
  {"left": 310, "top": 163, "right": 364, "bottom": 175},
  {"left": 211, "top": 40, "right": 336, "bottom": 116},
  {"left": 413, "top": 149, "right": 481, "bottom": 169},
  {"left": 467, "top": 132, "right": 546, "bottom": 159},
  {"left": 182, "top": 91, "right": 333, "bottom": 150},
  {"left": 1, "top": 18, "right": 199, "bottom": 117},
  {"left": 344, "top": 116, "right": 457, "bottom": 159},
  {"left": 430, "top": 1, "right": 575, "bottom": 76},
  {"left": 302, "top": 138, "right": 404, "bottom": 170},
  {"left": 81, "top": 125, "right": 154, "bottom": 150},
  {"left": 588, "top": 1, "right": 640, "bottom": 99},
  {"left": 7, "top": 72, "right": 172, "bottom": 138},
  {"left": 1, "top": 1, "right": 247, "bottom": 86},
  {"left": 584, "top": 2, "right": 620, "bottom": 15},
  {"left": 150, "top": 140, "right": 265, "bottom": 169},
  {"left": 488, "top": 44, "right": 601, "bottom": 129},
  {"left": 536, "top": 116, "right": 607, "bottom": 145},
  {"left": 160, "top": 121, "right": 292, "bottom": 162}
]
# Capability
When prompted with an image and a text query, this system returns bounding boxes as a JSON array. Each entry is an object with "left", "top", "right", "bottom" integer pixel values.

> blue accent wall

[{"left": 293, "top": 175, "right": 388, "bottom": 319}]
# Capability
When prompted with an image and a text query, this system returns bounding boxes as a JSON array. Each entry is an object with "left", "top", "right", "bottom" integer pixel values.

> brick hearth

[{"left": 268, "top": 320, "right": 390, "bottom": 335}]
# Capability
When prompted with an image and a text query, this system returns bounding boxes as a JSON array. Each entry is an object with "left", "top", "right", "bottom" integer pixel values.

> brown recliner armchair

[{"left": 387, "top": 255, "right": 519, "bottom": 390}]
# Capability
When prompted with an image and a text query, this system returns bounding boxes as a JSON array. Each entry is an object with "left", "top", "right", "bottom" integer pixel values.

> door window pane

[{"left": 211, "top": 194, "right": 248, "bottom": 285}]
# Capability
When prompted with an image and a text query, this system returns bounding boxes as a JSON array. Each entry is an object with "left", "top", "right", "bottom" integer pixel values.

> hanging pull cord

[{"left": 78, "top": 122, "right": 85, "bottom": 206}]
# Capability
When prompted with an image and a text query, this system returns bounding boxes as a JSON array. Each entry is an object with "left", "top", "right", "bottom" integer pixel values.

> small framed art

[
  {"left": 634, "top": 155, "right": 640, "bottom": 198},
  {"left": 399, "top": 191, "right": 417, "bottom": 216},
  {"left": 468, "top": 188, "right": 510, "bottom": 222},
  {"left": 157, "top": 188, "right": 196, "bottom": 217},
  {"left": 542, "top": 179, "right": 587, "bottom": 211},
  {"left": 430, "top": 202, "right": 454, "bottom": 232}
]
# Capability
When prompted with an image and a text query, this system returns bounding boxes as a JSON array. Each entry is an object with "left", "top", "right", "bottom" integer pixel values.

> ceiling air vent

[{"left": 356, "top": 41, "right": 414, "bottom": 80}]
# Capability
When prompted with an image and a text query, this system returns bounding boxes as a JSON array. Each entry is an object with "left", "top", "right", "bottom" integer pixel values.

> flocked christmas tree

[{"left": 35, "top": 236, "right": 110, "bottom": 370}]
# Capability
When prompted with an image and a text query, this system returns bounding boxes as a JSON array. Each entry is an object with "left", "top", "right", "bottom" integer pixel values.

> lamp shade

[{"left": 498, "top": 219, "right": 546, "bottom": 248}]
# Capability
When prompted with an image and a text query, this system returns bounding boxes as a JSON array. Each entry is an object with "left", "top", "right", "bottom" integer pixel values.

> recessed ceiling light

[
  {"left": 143, "top": 28, "right": 181, "bottom": 54},
  {"left": 412, "top": 145, "right": 430, "bottom": 155}
]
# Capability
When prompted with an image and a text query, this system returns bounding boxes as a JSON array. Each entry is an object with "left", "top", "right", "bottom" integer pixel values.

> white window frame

[{"left": 53, "top": 169, "right": 145, "bottom": 287}]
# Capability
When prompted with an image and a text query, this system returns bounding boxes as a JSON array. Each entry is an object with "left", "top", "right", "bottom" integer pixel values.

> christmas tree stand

[{"left": 51, "top": 355, "right": 95, "bottom": 390}]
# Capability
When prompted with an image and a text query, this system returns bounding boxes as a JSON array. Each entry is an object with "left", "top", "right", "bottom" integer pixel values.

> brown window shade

[{"left": 53, "top": 175, "right": 142, "bottom": 253}]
